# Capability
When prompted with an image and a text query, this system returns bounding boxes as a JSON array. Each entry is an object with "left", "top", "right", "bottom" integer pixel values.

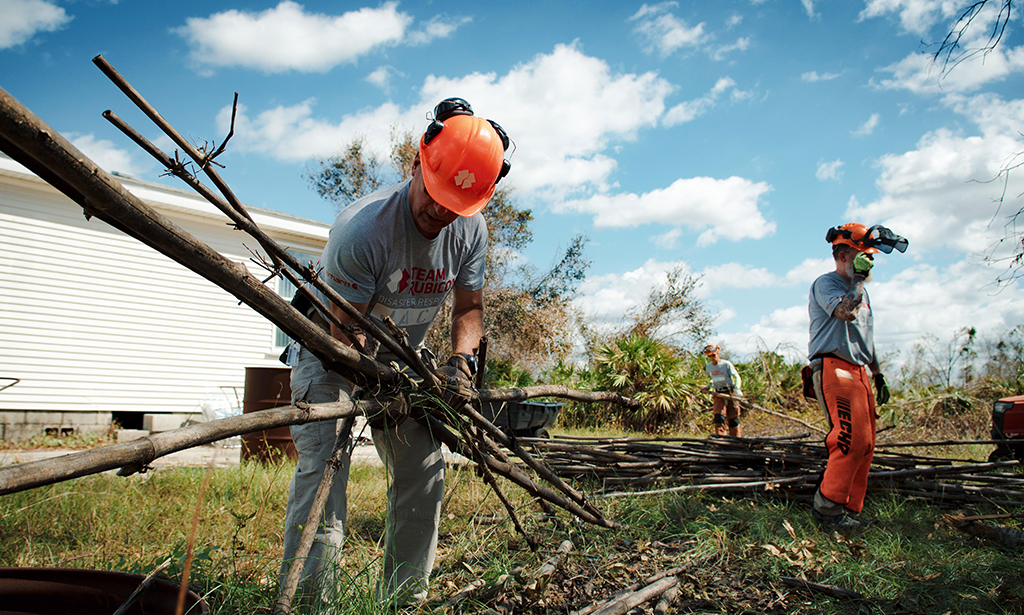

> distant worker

[
  {"left": 807, "top": 222, "right": 907, "bottom": 530},
  {"left": 281, "top": 97, "right": 511, "bottom": 605},
  {"left": 702, "top": 344, "right": 743, "bottom": 437}
]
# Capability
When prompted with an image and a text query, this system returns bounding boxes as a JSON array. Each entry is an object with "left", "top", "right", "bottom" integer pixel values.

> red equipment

[{"left": 988, "top": 394, "right": 1024, "bottom": 462}]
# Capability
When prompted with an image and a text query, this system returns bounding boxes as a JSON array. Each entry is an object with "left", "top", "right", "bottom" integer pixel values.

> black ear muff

[
  {"left": 488, "top": 119, "right": 512, "bottom": 185},
  {"left": 423, "top": 97, "right": 474, "bottom": 145},
  {"left": 825, "top": 227, "right": 852, "bottom": 244},
  {"left": 495, "top": 160, "right": 511, "bottom": 185},
  {"left": 434, "top": 97, "right": 473, "bottom": 121}
]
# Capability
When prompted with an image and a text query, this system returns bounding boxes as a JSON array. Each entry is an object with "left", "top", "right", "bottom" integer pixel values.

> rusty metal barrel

[
  {"left": 0, "top": 567, "right": 208, "bottom": 614},
  {"left": 241, "top": 366, "right": 298, "bottom": 463}
]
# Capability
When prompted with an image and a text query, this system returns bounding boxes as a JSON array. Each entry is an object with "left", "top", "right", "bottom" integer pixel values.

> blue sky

[{"left": 3, "top": 0, "right": 1024, "bottom": 365}]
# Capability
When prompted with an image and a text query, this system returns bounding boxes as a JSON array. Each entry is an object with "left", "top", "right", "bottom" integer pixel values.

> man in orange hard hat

[
  {"left": 701, "top": 344, "right": 743, "bottom": 437},
  {"left": 281, "top": 98, "right": 511, "bottom": 605},
  {"left": 808, "top": 222, "right": 907, "bottom": 531}
]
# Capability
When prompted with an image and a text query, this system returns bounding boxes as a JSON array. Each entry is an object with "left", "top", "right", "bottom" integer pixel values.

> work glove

[
  {"left": 853, "top": 252, "right": 874, "bottom": 277},
  {"left": 434, "top": 354, "right": 476, "bottom": 411},
  {"left": 873, "top": 373, "right": 890, "bottom": 406},
  {"left": 442, "top": 353, "right": 476, "bottom": 380},
  {"left": 365, "top": 392, "right": 410, "bottom": 431}
]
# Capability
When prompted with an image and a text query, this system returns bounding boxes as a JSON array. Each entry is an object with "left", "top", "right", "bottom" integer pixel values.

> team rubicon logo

[
  {"left": 387, "top": 266, "right": 454, "bottom": 295},
  {"left": 454, "top": 169, "right": 475, "bottom": 189}
]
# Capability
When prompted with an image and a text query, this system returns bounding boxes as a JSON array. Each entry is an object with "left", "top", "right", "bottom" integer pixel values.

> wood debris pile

[{"left": 521, "top": 434, "right": 1024, "bottom": 505}]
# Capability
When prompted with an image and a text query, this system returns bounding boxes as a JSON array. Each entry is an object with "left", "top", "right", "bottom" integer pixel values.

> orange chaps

[{"left": 814, "top": 357, "right": 876, "bottom": 513}]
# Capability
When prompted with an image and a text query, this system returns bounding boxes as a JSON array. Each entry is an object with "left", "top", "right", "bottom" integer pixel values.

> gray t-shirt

[
  {"left": 705, "top": 360, "right": 741, "bottom": 393},
  {"left": 807, "top": 271, "right": 874, "bottom": 366},
  {"left": 291, "top": 180, "right": 487, "bottom": 398}
]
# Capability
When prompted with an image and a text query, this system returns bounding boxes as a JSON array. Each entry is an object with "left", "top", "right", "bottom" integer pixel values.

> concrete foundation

[{"left": 0, "top": 410, "right": 111, "bottom": 441}]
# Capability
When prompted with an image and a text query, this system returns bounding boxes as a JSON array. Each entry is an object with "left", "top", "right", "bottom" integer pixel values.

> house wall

[{"left": 0, "top": 158, "right": 329, "bottom": 440}]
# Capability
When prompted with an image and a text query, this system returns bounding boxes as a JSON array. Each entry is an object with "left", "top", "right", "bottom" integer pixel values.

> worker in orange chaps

[
  {"left": 816, "top": 356, "right": 876, "bottom": 513},
  {"left": 808, "top": 222, "right": 907, "bottom": 530}
]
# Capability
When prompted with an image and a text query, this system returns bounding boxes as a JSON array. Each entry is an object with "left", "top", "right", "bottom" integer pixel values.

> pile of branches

[{"left": 523, "top": 434, "right": 1024, "bottom": 505}]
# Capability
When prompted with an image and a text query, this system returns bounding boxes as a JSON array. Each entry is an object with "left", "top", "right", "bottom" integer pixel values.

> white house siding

[{"left": 0, "top": 156, "right": 329, "bottom": 439}]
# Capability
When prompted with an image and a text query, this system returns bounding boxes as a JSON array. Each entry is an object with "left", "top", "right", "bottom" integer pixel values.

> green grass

[{"left": 1, "top": 452, "right": 1021, "bottom": 614}]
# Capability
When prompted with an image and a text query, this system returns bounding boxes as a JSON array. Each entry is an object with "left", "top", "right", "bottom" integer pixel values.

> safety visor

[{"left": 860, "top": 225, "right": 908, "bottom": 254}]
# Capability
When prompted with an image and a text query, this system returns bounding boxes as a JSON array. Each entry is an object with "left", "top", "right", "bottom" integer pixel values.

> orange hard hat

[
  {"left": 826, "top": 222, "right": 880, "bottom": 254},
  {"left": 419, "top": 104, "right": 509, "bottom": 217}
]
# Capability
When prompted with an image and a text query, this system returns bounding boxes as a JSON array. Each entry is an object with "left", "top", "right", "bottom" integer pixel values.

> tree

[
  {"left": 980, "top": 324, "right": 1024, "bottom": 390},
  {"left": 591, "top": 334, "right": 701, "bottom": 432},
  {"left": 905, "top": 326, "right": 978, "bottom": 389},
  {"left": 304, "top": 128, "right": 419, "bottom": 213},
  {"left": 304, "top": 137, "right": 387, "bottom": 211},
  {"left": 304, "top": 128, "right": 589, "bottom": 375},
  {"left": 621, "top": 266, "right": 715, "bottom": 350}
]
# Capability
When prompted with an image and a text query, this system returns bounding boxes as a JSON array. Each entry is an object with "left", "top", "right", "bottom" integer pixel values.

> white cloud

[
  {"left": 225, "top": 44, "right": 675, "bottom": 197},
  {"left": 719, "top": 304, "right": 809, "bottom": 361},
  {"left": 858, "top": 0, "right": 958, "bottom": 37},
  {"left": 801, "top": 70, "right": 842, "bottom": 82},
  {"left": 222, "top": 99, "right": 409, "bottom": 162},
  {"left": 711, "top": 37, "right": 751, "bottom": 61},
  {"left": 852, "top": 113, "right": 881, "bottom": 137},
  {"left": 783, "top": 258, "right": 835, "bottom": 286},
  {"left": 816, "top": 159, "right": 845, "bottom": 181},
  {"left": 698, "top": 258, "right": 832, "bottom": 292},
  {"left": 69, "top": 134, "right": 147, "bottom": 177},
  {"left": 0, "top": 0, "right": 71, "bottom": 49},
  {"left": 664, "top": 77, "right": 745, "bottom": 126},
  {"left": 555, "top": 175, "right": 774, "bottom": 244},
  {"left": 629, "top": 2, "right": 707, "bottom": 57},
  {"left": 652, "top": 228, "right": 683, "bottom": 249},
  {"left": 846, "top": 93, "right": 1024, "bottom": 256},
  {"left": 726, "top": 13, "right": 743, "bottom": 29},
  {"left": 700, "top": 263, "right": 777, "bottom": 289},
  {"left": 366, "top": 65, "right": 397, "bottom": 91},
  {"left": 174, "top": 1, "right": 415, "bottom": 73},
  {"left": 406, "top": 14, "right": 471, "bottom": 46},
  {"left": 802, "top": 0, "right": 816, "bottom": 19}
]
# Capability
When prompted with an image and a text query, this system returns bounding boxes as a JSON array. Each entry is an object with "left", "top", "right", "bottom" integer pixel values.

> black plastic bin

[{"left": 479, "top": 400, "right": 561, "bottom": 438}]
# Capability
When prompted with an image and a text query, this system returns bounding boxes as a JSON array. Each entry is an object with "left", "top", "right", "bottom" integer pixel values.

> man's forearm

[
  {"left": 450, "top": 307, "right": 483, "bottom": 355},
  {"left": 833, "top": 275, "right": 865, "bottom": 321}
]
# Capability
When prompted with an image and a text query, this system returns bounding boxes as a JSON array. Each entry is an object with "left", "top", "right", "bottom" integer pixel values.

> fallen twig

[
  {"left": 779, "top": 576, "right": 865, "bottom": 600},
  {"left": 945, "top": 515, "right": 1024, "bottom": 547},
  {"left": 652, "top": 583, "right": 678, "bottom": 615},
  {"left": 112, "top": 557, "right": 172, "bottom": 615},
  {"left": 590, "top": 575, "right": 679, "bottom": 615},
  {"left": 275, "top": 417, "right": 355, "bottom": 615},
  {"left": 524, "top": 540, "right": 573, "bottom": 600}
]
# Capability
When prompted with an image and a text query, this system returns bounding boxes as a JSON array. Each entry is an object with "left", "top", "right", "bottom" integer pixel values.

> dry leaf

[
  {"left": 762, "top": 544, "right": 783, "bottom": 557},
  {"left": 783, "top": 519, "right": 797, "bottom": 540}
]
